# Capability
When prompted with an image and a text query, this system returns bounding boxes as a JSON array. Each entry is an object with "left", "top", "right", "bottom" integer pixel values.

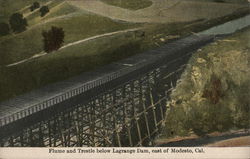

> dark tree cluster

[
  {"left": 30, "top": 2, "right": 40, "bottom": 11},
  {"left": 0, "top": 12, "right": 28, "bottom": 36},
  {"left": 40, "top": 6, "right": 49, "bottom": 17},
  {"left": 9, "top": 13, "right": 28, "bottom": 33},
  {"left": 42, "top": 26, "right": 64, "bottom": 53}
]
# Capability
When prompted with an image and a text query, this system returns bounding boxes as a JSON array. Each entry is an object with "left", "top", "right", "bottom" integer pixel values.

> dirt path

[
  {"left": 67, "top": 0, "right": 245, "bottom": 23},
  {"left": 19, "top": 5, "right": 31, "bottom": 12},
  {"left": 6, "top": 52, "right": 47, "bottom": 67},
  {"left": 6, "top": 27, "right": 141, "bottom": 67},
  {"left": 60, "top": 27, "right": 141, "bottom": 49}
]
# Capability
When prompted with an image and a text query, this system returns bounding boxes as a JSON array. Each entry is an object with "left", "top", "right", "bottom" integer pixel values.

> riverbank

[{"left": 158, "top": 27, "right": 250, "bottom": 146}]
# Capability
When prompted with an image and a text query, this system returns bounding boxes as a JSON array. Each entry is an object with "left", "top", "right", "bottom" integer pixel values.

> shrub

[
  {"left": 163, "top": 97, "right": 234, "bottom": 137},
  {"left": 187, "top": 102, "right": 233, "bottom": 136},
  {"left": 40, "top": 6, "right": 49, "bottom": 17},
  {"left": 30, "top": 2, "right": 40, "bottom": 11},
  {"left": 232, "top": 82, "right": 250, "bottom": 129},
  {"left": 42, "top": 26, "right": 64, "bottom": 53},
  {"left": 33, "top": 2, "right": 40, "bottom": 9},
  {"left": 9, "top": 13, "right": 28, "bottom": 33}
]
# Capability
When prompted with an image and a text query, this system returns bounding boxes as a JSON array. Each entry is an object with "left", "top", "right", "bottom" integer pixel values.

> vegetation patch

[
  {"left": 100, "top": 0, "right": 153, "bottom": 10},
  {"left": 42, "top": 26, "right": 64, "bottom": 53},
  {"left": 30, "top": 2, "right": 40, "bottom": 12},
  {"left": 9, "top": 13, "right": 28, "bottom": 33},
  {"left": 0, "top": 13, "right": 139, "bottom": 65},
  {"left": 25, "top": 0, "right": 67, "bottom": 26},
  {"left": 40, "top": 2, "right": 80, "bottom": 21},
  {"left": 0, "top": 0, "right": 51, "bottom": 23},
  {"left": 161, "top": 27, "right": 250, "bottom": 138},
  {"left": 0, "top": 32, "right": 142, "bottom": 101}
]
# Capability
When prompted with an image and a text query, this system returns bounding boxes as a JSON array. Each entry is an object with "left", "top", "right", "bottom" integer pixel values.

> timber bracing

[
  {"left": 0, "top": 58, "right": 188, "bottom": 147},
  {"left": 0, "top": 35, "right": 215, "bottom": 147}
]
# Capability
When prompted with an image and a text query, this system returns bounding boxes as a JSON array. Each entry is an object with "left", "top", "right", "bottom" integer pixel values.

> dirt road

[{"left": 6, "top": 27, "right": 141, "bottom": 67}]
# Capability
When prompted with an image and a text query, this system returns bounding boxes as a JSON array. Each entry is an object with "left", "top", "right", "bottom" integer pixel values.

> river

[{"left": 199, "top": 14, "right": 250, "bottom": 35}]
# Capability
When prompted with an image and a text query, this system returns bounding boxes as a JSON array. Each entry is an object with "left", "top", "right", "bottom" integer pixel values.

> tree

[
  {"left": 39, "top": 6, "right": 49, "bottom": 17},
  {"left": 9, "top": 13, "right": 28, "bottom": 33},
  {"left": 0, "top": 22, "right": 10, "bottom": 36},
  {"left": 30, "top": 2, "right": 40, "bottom": 11},
  {"left": 33, "top": 2, "right": 40, "bottom": 9},
  {"left": 42, "top": 26, "right": 64, "bottom": 53}
]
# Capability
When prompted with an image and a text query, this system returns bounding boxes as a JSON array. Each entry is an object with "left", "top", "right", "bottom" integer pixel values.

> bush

[
  {"left": 163, "top": 105, "right": 190, "bottom": 137},
  {"left": 187, "top": 102, "right": 233, "bottom": 136},
  {"left": 232, "top": 82, "right": 250, "bottom": 129},
  {"left": 0, "top": 22, "right": 10, "bottom": 36},
  {"left": 33, "top": 2, "right": 40, "bottom": 9},
  {"left": 9, "top": 13, "right": 28, "bottom": 33},
  {"left": 30, "top": 2, "right": 40, "bottom": 11},
  {"left": 42, "top": 26, "right": 64, "bottom": 53},
  {"left": 164, "top": 94, "right": 234, "bottom": 137},
  {"left": 40, "top": 6, "right": 49, "bottom": 17}
]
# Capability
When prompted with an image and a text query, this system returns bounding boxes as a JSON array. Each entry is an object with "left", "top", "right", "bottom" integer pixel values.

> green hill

[{"left": 0, "top": 2, "right": 140, "bottom": 66}]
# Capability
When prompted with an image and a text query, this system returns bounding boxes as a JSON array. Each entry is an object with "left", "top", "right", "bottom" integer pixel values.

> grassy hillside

[
  {"left": 0, "top": 31, "right": 145, "bottom": 102},
  {"left": 25, "top": 0, "right": 68, "bottom": 26},
  {"left": 0, "top": 12, "right": 249, "bottom": 102},
  {"left": 100, "top": 0, "right": 153, "bottom": 10},
  {"left": 0, "top": 10, "right": 140, "bottom": 65},
  {"left": 41, "top": 2, "right": 79, "bottom": 20},
  {"left": 0, "top": 0, "right": 51, "bottom": 23},
  {"left": 0, "top": 0, "right": 142, "bottom": 101},
  {"left": 0, "top": 0, "right": 249, "bottom": 103},
  {"left": 161, "top": 27, "right": 250, "bottom": 138}
]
